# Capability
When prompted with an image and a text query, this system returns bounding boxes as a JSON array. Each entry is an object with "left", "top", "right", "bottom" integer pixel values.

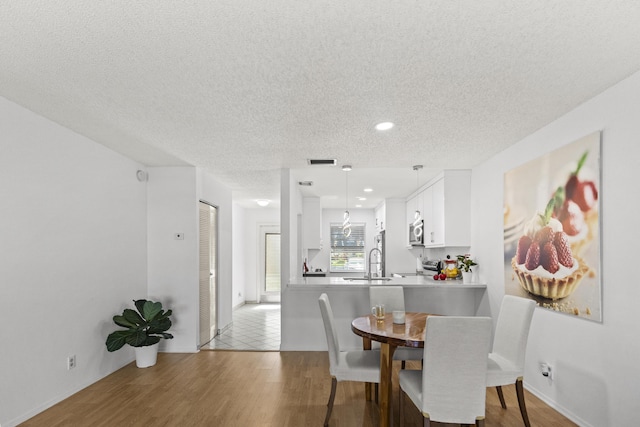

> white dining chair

[
  {"left": 398, "top": 316, "right": 493, "bottom": 427},
  {"left": 369, "top": 286, "right": 423, "bottom": 368},
  {"left": 486, "top": 295, "right": 536, "bottom": 427},
  {"left": 318, "top": 293, "right": 380, "bottom": 427}
]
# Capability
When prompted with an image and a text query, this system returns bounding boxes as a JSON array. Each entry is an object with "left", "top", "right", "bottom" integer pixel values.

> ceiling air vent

[
  {"left": 307, "top": 159, "right": 337, "bottom": 166},
  {"left": 298, "top": 181, "right": 313, "bottom": 186}
]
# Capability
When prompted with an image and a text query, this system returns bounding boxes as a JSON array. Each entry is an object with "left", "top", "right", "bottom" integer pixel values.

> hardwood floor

[{"left": 21, "top": 351, "right": 576, "bottom": 426}]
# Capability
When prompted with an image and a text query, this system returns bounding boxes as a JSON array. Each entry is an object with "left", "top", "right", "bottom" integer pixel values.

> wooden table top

[{"left": 351, "top": 312, "right": 432, "bottom": 348}]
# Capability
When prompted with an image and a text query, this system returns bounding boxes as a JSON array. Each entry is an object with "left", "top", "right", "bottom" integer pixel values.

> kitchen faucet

[{"left": 367, "top": 247, "right": 382, "bottom": 279}]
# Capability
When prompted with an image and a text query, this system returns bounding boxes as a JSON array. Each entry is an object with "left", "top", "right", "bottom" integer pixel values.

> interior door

[
  {"left": 199, "top": 202, "right": 217, "bottom": 346},
  {"left": 259, "top": 224, "right": 281, "bottom": 303}
]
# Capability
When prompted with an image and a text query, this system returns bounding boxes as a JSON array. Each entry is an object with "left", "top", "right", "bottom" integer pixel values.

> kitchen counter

[
  {"left": 287, "top": 275, "right": 486, "bottom": 288},
  {"left": 282, "top": 275, "right": 487, "bottom": 351},
  {"left": 302, "top": 272, "right": 326, "bottom": 277}
]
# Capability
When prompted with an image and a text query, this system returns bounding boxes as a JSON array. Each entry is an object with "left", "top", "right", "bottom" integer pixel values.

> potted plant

[
  {"left": 457, "top": 255, "right": 478, "bottom": 284},
  {"left": 106, "top": 299, "right": 173, "bottom": 368}
]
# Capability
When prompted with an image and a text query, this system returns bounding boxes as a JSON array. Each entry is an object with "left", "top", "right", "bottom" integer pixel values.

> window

[{"left": 330, "top": 223, "right": 366, "bottom": 272}]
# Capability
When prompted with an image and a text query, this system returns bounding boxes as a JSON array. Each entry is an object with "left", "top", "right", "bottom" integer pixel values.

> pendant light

[
  {"left": 342, "top": 165, "right": 352, "bottom": 237},
  {"left": 412, "top": 165, "right": 423, "bottom": 239}
]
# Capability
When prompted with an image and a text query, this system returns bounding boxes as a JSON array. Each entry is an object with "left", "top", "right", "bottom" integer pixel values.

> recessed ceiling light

[
  {"left": 364, "top": 188, "right": 373, "bottom": 192},
  {"left": 355, "top": 204, "right": 362, "bottom": 208},
  {"left": 375, "top": 122, "right": 394, "bottom": 131},
  {"left": 256, "top": 199, "right": 271, "bottom": 207},
  {"left": 357, "top": 197, "right": 367, "bottom": 201}
]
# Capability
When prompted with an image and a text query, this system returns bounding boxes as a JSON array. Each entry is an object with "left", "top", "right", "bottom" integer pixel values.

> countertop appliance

[{"left": 422, "top": 259, "right": 442, "bottom": 274}]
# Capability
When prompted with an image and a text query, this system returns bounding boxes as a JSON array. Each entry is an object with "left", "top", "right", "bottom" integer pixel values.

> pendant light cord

[
  {"left": 343, "top": 166, "right": 351, "bottom": 237},
  {"left": 413, "top": 165, "right": 423, "bottom": 238}
]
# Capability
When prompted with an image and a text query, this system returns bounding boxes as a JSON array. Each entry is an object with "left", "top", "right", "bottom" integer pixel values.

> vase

[
  {"left": 134, "top": 342, "right": 159, "bottom": 368},
  {"left": 462, "top": 271, "right": 473, "bottom": 284}
]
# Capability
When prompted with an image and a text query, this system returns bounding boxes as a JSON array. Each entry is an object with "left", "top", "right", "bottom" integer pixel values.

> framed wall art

[{"left": 504, "top": 131, "right": 602, "bottom": 322}]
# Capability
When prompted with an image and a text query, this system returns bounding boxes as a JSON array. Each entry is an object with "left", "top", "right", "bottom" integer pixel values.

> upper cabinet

[
  {"left": 422, "top": 182, "right": 437, "bottom": 245},
  {"left": 303, "top": 197, "right": 322, "bottom": 250},
  {"left": 406, "top": 170, "right": 471, "bottom": 247}
]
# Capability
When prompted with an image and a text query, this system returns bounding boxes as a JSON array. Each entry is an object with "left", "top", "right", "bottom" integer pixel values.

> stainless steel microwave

[{"left": 409, "top": 221, "right": 424, "bottom": 245}]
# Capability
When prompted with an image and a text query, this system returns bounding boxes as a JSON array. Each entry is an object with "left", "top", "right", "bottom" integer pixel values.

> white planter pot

[
  {"left": 472, "top": 266, "right": 480, "bottom": 283},
  {"left": 462, "top": 271, "right": 473, "bottom": 284},
  {"left": 134, "top": 342, "right": 159, "bottom": 368}
]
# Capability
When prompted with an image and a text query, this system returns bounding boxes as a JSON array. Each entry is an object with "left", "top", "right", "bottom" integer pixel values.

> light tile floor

[{"left": 203, "top": 303, "right": 281, "bottom": 351}]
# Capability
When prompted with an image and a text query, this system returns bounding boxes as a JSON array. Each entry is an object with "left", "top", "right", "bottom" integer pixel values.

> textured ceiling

[{"left": 3, "top": 1, "right": 640, "bottom": 209}]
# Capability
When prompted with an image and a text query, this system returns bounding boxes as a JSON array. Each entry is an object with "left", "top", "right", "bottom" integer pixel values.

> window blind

[{"left": 330, "top": 223, "right": 366, "bottom": 272}]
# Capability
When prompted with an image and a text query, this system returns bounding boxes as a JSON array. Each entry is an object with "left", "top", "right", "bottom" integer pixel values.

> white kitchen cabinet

[
  {"left": 302, "top": 197, "right": 322, "bottom": 249},
  {"left": 406, "top": 170, "right": 471, "bottom": 247},
  {"left": 374, "top": 202, "right": 386, "bottom": 232},
  {"left": 419, "top": 185, "right": 432, "bottom": 244},
  {"left": 406, "top": 190, "right": 425, "bottom": 245},
  {"left": 428, "top": 178, "right": 444, "bottom": 245},
  {"left": 422, "top": 179, "right": 443, "bottom": 247}
]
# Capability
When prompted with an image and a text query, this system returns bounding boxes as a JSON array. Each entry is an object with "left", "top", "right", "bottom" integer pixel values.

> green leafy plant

[
  {"left": 457, "top": 255, "right": 478, "bottom": 273},
  {"left": 106, "top": 299, "right": 173, "bottom": 352}
]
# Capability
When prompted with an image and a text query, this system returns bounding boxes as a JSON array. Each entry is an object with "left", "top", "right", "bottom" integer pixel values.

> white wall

[
  {"left": 234, "top": 205, "right": 280, "bottom": 304},
  {"left": 0, "top": 97, "right": 148, "bottom": 426},
  {"left": 281, "top": 169, "right": 303, "bottom": 282},
  {"left": 145, "top": 166, "right": 234, "bottom": 352},
  {"left": 471, "top": 71, "right": 640, "bottom": 426},
  {"left": 232, "top": 203, "right": 247, "bottom": 306},
  {"left": 146, "top": 167, "right": 199, "bottom": 352},
  {"left": 0, "top": 98, "right": 237, "bottom": 425}
]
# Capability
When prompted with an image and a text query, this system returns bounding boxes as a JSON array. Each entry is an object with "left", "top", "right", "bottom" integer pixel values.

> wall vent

[{"left": 307, "top": 159, "right": 337, "bottom": 166}]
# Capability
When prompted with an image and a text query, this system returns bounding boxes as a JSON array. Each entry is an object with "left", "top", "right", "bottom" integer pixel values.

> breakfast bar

[{"left": 280, "top": 276, "right": 487, "bottom": 351}]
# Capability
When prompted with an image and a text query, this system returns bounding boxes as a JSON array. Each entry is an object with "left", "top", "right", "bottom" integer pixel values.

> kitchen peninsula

[{"left": 280, "top": 275, "right": 486, "bottom": 351}]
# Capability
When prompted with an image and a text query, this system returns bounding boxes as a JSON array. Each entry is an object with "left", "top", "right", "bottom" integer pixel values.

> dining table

[{"left": 351, "top": 312, "right": 431, "bottom": 427}]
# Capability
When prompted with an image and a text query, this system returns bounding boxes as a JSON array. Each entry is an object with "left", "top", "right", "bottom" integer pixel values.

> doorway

[
  {"left": 199, "top": 201, "right": 218, "bottom": 347},
  {"left": 258, "top": 224, "right": 280, "bottom": 303}
]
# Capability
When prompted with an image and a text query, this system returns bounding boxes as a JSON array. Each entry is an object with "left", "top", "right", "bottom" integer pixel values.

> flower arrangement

[{"left": 457, "top": 254, "right": 478, "bottom": 273}]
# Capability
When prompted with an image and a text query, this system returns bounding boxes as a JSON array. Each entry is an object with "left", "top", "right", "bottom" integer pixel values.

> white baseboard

[
  {"left": 525, "top": 382, "right": 590, "bottom": 427},
  {"left": 3, "top": 360, "right": 132, "bottom": 427},
  {"left": 233, "top": 301, "right": 246, "bottom": 310}
]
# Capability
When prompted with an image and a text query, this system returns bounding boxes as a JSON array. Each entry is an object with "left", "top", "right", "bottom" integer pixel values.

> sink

[{"left": 344, "top": 277, "right": 393, "bottom": 281}]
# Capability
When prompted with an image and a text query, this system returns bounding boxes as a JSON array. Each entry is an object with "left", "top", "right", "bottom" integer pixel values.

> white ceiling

[{"left": 3, "top": 1, "right": 640, "bottom": 209}]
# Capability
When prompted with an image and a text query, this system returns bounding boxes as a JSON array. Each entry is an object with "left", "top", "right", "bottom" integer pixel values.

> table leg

[
  {"left": 362, "top": 337, "right": 373, "bottom": 401},
  {"left": 379, "top": 342, "right": 396, "bottom": 427}
]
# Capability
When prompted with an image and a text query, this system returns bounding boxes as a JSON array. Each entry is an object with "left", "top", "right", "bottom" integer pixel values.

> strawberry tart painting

[{"left": 504, "top": 132, "right": 602, "bottom": 322}]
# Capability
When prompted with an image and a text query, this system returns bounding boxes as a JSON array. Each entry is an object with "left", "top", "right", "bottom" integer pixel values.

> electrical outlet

[
  {"left": 540, "top": 362, "right": 553, "bottom": 380},
  {"left": 67, "top": 355, "right": 76, "bottom": 370}
]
